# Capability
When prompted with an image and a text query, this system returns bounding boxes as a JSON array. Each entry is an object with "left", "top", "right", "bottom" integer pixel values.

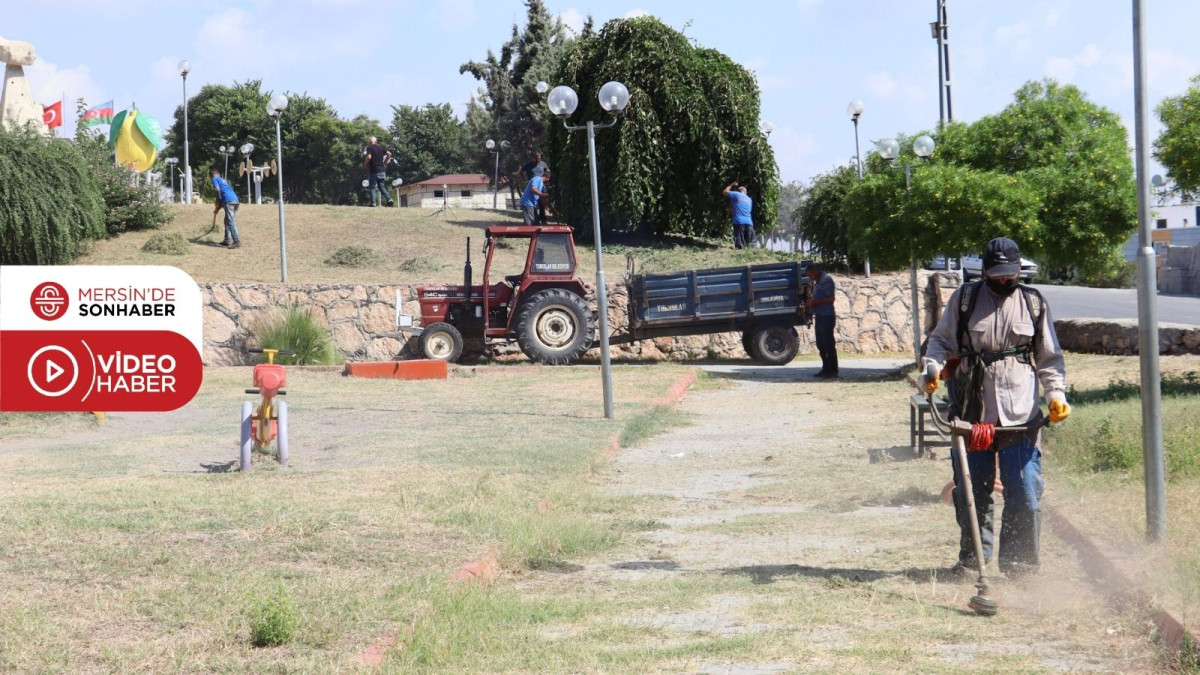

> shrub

[
  {"left": 398, "top": 255, "right": 443, "bottom": 273},
  {"left": 324, "top": 244, "right": 385, "bottom": 268},
  {"left": 0, "top": 125, "right": 106, "bottom": 264},
  {"left": 73, "top": 132, "right": 173, "bottom": 235},
  {"left": 141, "top": 232, "right": 190, "bottom": 255},
  {"left": 252, "top": 305, "right": 340, "bottom": 365},
  {"left": 247, "top": 584, "right": 298, "bottom": 647}
]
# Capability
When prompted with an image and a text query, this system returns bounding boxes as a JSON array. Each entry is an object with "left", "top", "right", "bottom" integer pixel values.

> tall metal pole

[
  {"left": 587, "top": 120, "right": 614, "bottom": 419},
  {"left": 1132, "top": 0, "right": 1166, "bottom": 542},
  {"left": 906, "top": 165, "right": 921, "bottom": 365},
  {"left": 275, "top": 117, "right": 288, "bottom": 283},
  {"left": 853, "top": 115, "right": 870, "bottom": 277},
  {"left": 493, "top": 150, "right": 500, "bottom": 209},
  {"left": 182, "top": 73, "right": 191, "bottom": 205},
  {"left": 940, "top": 0, "right": 953, "bottom": 121},
  {"left": 934, "top": 1, "right": 945, "bottom": 125}
]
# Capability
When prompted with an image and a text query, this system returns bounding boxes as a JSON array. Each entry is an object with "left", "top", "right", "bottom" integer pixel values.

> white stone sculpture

[{"left": 0, "top": 35, "right": 50, "bottom": 135}]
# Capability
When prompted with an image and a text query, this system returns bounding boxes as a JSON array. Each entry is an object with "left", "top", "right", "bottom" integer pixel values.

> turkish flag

[{"left": 42, "top": 101, "right": 63, "bottom": 128}]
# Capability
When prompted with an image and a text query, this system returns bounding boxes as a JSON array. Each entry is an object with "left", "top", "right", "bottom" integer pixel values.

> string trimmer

[{"left": 925, "top": 364, "right": 1050, "bottom": 617}]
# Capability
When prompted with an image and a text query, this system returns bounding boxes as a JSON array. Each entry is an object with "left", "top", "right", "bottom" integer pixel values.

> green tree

[
  {"left": 797, "top": 166, "right": 861, "bottom": 266},
  {"left": 387, "top": 103, "right": 468, "bottom": 185},
  {"left": 1155, "top": 73, "right": 1200, "bottom": 199},
  {"left": 825, "top": 80, "right": 1133, "bottom": 274},
  {"left": 460, "top": 0, "right": 569, "bottom": 196},
  {"left": 162, "top": 81, "right": 274, "bottom": 199},
  {"left": 0, "top": 124, "right": 105, "bottom": 264},
  {"left": 548, "top": 16, "right": 779, "bottom": 240}
]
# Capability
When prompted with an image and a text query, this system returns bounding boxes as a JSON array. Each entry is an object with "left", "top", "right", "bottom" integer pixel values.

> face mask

[{"left": 986, "top": 277, "right": 1019, "bottom": 296}]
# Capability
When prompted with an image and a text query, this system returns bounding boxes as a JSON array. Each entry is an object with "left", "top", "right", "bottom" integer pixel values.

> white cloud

[
  {"left": 771, "top": 126, "right": 821, "bottom": 182},
  {"left": 25, "top": 59, "right": 104, "bottom": 109},
  {"left": 433, "top": 0, "right": 477, "bottom": 30},
  {"left": 1076, "top": 44, "right": 1102, "bottom": 68},
  {"left": 994, "top": 22, "right": 1032, "bottom": 55},
  {"left": 624, "top": 9, "right": 650, "bottom": 19},
  {"left": 1045, "top": 8, "right": 1062, "bottom": 27},
  {"left": 558, "top": 8, "right": 585, "bottom": 35},
  {"left": 1044, "top": 44, "right": 1105, "bottom": 83},
  {"left": 865, "top": 71, "right": 897, "bottom": 99}
]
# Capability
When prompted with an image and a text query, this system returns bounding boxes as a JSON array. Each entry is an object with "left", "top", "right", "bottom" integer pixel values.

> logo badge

[{"left": 30, "top": 282, "right": 69, "bottom": 320}]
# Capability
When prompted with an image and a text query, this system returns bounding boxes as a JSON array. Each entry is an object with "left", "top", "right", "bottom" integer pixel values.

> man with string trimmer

[{"left": 919, "top": 237, "right": 1071, "bottom": 584}]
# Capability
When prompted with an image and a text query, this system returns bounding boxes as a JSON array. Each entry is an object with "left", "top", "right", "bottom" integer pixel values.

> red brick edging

[{"left": 1046, "top": 507, "right": 1199, "bottom": 662}]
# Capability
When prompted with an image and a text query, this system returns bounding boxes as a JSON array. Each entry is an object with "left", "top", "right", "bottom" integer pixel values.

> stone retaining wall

[
  {"left": 1054, "top": 318, "right": 1200, "bottom": 355},
  {"left": 201, "top": 272, "right": 961, "bottom": 366}
]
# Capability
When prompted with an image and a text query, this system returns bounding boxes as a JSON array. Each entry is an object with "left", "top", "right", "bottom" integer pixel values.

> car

[
  {"left": 960, "top": 254, "right": 1039, "bottom": 282},
  {"left": 924, "top": 255, "right": 960, "bottom": 271}
]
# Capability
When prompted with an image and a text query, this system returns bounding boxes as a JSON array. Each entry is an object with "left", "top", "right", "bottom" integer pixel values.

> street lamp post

[
  {"left": 178, "top": 60, "right": 191, "bottom": 204},
  {"left": 847, "top": 100, "right": 872, "bottom": 277},
  {"left": 878, "top": 134, "right": 936, "bottom": 365},
  {"left": 218, "top": 144, "right": 233, "bottom": 177},
  {"left": 392, "top": 178, "right": 403, "bottom": 205},
  {"left": 546, "top": 81, "right": 631, "bottom": 420},
  {"left": 486, "top": 138, "right": 510, "bottom": 209},
  {"left": 164, "top": 157, "right": 178, "bottom": 202},
  {"left": 267, "top": 94, "right": 289, "bottom": 283}
]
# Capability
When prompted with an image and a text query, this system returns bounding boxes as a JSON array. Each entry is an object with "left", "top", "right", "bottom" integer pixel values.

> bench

[{"left": 910, "top": 393, "right": 951, "bottom": 458}]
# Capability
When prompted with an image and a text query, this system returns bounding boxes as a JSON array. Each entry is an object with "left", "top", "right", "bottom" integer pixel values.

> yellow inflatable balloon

[{"left": 110, "top": 107, "right": 162, "bottom": 172}]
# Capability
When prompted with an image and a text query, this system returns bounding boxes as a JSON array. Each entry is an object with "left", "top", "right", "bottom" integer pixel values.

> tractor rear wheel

[
  {"left": 420, "top": 322, "right": 464, "bottom": 362},
  {"left": 515, "top": 289, "right": 595, "bottom": 365},
  {"left": 751, "top": 325, "right": 799, "bottom": 366}
]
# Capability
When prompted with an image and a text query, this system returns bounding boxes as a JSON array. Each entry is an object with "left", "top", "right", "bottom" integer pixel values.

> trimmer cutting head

[{"left": 969, "top": 585, "right": 998, "bottom": 616}]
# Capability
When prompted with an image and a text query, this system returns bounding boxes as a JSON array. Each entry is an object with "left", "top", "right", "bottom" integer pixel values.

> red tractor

[{"left": 413, "top": 225, "right": 595, "bottom": 365}]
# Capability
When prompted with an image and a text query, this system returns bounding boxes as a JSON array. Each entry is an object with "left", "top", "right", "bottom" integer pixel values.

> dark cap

[{"left": 982, "top": 237, "right": 1021, "bottom": 276}]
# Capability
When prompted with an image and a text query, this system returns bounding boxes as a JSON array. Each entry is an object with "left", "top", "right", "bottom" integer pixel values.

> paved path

[
  {"left": 578, "top": 361, "right": 1160, "bottom": 672},
  {"left": 1031, "top": 284, "right": 1200, "bottom": 324}
]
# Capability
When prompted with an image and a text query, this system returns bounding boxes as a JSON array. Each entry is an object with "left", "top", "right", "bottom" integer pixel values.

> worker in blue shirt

[
  {"left": 210, "top": 166, "right": 241, "bottom": 248},
  {"left": 520, "top": 172, "right": 549, "bottom": 225},
  {"left": 722, "top": 181, "right": 755, "bottom": 249}
]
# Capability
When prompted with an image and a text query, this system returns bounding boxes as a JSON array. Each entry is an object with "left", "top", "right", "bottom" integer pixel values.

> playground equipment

[{"left": 240, "top": 348, "right": 292, "bottom": 470}]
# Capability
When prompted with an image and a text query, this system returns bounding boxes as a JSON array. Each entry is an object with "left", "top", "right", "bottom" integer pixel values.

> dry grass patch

[{"left": 0, "top": 364, "right": 693, "bottom": 671}]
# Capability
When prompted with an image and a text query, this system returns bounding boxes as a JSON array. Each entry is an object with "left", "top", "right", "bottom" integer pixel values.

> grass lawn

[
  {"left": 1041, "top": 353, "right": 1200, "bottom": 638},
  {"left": 78, "top": 203, "right": 804, "bottom": 285},
  {"left": 0, "top": 364, "right": 694, "bottom": 671}
]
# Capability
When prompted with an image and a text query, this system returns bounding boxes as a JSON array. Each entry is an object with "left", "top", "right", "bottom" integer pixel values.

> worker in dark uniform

[
  {"left": 921, "top": 237, "right": 1070, "bottom": 576},
  {"left": 806, "top": 263, "right": 838, "bottom": 378}
]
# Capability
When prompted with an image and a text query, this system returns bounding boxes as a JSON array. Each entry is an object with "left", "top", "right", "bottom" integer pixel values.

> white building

[
  {"left": 1123, "top": 202, "right": 1200, "bottom": 260},
  {"left": 396, "top": 173, "right": 511, "bottom": 209}
]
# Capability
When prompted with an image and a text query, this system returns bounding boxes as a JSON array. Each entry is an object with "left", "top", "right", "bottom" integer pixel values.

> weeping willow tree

[
  {"left": 0, "top": 125, "right": 105, "bottom": 264},
  {"left": 547, "top": 17, "right": 779, "bottom": 241}
]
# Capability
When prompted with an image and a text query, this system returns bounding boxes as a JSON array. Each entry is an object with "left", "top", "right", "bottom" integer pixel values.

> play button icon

[{"left": 26, "top": 345, "right": 80, "bottom": 398}]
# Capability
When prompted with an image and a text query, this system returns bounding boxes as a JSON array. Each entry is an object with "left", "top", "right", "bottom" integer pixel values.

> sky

[{"left": 3, "top": 0, "right": 1198, "bottom": 184}]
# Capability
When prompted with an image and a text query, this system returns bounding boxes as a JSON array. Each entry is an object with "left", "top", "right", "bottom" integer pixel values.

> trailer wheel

[
  {"left": 420, "top": 322, "right": 464, "bottom": 362},
  {"left": 515, "top": 289, "right": 595, "bottom": 365},
  {"left": 752, "top": 325, "right": 799, "bottom": 366}
]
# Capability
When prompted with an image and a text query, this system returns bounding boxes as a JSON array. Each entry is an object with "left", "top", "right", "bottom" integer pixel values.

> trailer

[
  {"left": 407, "top": 227, "right": 814, "bottom": 366},
  {"left": 613, "top": 259, "right": 815, "bottom": 365}
]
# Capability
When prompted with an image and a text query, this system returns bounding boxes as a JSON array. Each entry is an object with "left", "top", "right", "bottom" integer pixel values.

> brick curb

[{"left": 1046, "top": 507, "right": 1198, "bottom": 662}]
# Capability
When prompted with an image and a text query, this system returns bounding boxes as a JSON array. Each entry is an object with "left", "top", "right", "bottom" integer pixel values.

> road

[{"left": 1030, "top": 284, "right": 1200, "bottom": 324}]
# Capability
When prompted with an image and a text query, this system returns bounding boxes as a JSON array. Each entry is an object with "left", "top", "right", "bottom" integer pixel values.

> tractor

[{"left": 413, "top": 225, "right": 595, "bottom": 365}]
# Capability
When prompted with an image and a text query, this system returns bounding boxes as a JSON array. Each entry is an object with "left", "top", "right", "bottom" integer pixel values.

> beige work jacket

[{"left": 923, "top": 284, "right": 1067, "bottom": 428}]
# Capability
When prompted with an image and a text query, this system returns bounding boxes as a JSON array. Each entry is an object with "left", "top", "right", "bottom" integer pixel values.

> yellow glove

[{"left": 1049, "top": 398, "right": 1071, "bottom": 423}]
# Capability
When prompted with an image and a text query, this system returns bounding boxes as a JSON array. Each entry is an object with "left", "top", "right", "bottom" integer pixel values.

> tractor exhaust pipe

[{"left": 464, "top": 237, "right": 473, "bottom": 303}]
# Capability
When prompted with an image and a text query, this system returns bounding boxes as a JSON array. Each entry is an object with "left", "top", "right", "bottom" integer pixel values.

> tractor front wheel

[
  {"left": 420, "top": 322, "right": 464, "bottom": 362},
  {"left": 751, "top": 325, "right": 799, "bottom": 366},
  {"left": 515, "top": 289, "right": 595, "bottom": 365}
]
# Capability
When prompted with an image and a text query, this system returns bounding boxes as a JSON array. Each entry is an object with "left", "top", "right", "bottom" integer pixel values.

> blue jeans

[
  {"left": 222, "top": 202, "right": 240, "bottom": 244},
  {"left": 951, "top": 435, "right": 1044, "bottom": 572},
  {"left": 369, "top": 171, "right": 392, "bottom": 206}
]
